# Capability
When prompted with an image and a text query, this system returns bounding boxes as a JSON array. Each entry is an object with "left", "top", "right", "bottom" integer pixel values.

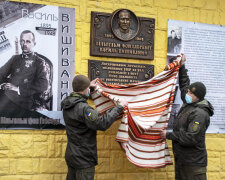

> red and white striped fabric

[{"left": 91, "top": 57, "right": 181, "bottom": 168}]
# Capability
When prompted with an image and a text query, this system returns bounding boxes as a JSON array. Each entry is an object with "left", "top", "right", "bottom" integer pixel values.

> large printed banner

[
  {"left": 0, "top": 1, "right": 75, "bottom": 129},
  {"left": 167, "top": 19, "right": 225, "bottom": 133}
]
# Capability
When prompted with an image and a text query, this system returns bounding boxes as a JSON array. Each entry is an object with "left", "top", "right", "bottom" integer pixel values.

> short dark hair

[
  {"left": 171, "top": 30, "right": 175, "bottom": 34},
  {"left": 20, "top": 30, "right": 35, "bottom": 42}
]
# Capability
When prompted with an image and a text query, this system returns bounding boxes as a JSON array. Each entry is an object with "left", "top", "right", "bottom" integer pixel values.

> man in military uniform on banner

[{"left": 0, "top": 30, "right": 53, "bottom": 117}]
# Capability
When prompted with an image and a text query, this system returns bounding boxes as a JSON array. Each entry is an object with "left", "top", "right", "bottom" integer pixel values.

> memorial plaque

[
  {"left": 88, "top": 60, "right": 154, "bottom": 85},
  {"left": 90, "top": 9, "right": 155, "bottom": 60}
]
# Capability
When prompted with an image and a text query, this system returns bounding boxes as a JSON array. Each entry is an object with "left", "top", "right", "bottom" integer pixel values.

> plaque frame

[
  {"left": 88, "top": 59, "right": 154, "bottom": 85},
  {"left": 90, "top": 10, "right": 155, "bottom": 60}
]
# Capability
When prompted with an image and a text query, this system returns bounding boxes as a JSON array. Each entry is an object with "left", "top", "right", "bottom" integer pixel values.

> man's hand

[
  {"left": 180, "top": 53, "right": 186, "bottom": 66},
  {"left": 2, "top": 83, "right": 20, "bottom": 94},
  {"left": 160, "top": 129, "right": 167, "bottom": 139},
  {"left": 0, "top": 83, "right": 6, "bottom": 90},
  {"left": 90, "top": 78, "right": 99, "bottom": 88},
  {"left": 119, "top": 100, "right": 128, "bottom": 107}
]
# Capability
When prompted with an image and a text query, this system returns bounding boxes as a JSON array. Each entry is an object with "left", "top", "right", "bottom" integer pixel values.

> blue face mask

[
  {"left": 86, "top": 88, "right": 90, "bottom": 97},
  {"left": 185, "top": 94, "right": 192, "bottom": 104}
]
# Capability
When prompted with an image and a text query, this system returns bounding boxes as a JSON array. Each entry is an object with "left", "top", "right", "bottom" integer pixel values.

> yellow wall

[{"left": 1, "top": 0, "right": 224, "bottom": 179}]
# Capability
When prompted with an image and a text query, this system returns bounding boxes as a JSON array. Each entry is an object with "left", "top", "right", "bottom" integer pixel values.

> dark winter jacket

[
  {"left": 166, "top": 65, "right": 214, "bottom": 167},
  {"left": 61, "top": 93, "right": 124, "bottom": 169}
]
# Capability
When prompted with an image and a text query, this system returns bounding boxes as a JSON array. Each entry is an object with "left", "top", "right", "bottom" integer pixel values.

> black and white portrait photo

[
  {"left": 0, "top": 30, "right": 53, "bottom": 117},
  {"left": 0, "top": 1, "right": 75, "bottom": 129},
  {"left": 167, "top": 26, "right": 182, "bottom": 54}
]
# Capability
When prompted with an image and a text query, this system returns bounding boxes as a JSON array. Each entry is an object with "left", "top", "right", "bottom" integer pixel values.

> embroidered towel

[{"left": 91, "top": 58, "right": 180, "bottom": 168}]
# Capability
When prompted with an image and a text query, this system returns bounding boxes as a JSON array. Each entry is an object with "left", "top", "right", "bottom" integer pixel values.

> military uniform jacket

[
  {"left": 61, "top": 93, "right": 124, "bottom": 169},
  {"left": 166, "top": 65, "right": 214, "bottom": 167},
  {"left": 0, "top": 52, "right": 49, "bottom": 110}
]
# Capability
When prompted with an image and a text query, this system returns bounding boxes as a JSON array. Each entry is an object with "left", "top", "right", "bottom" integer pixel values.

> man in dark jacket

[
  {"left": 61, "top": 75, "right": 127, "bottom": 180},
  {"left": 0, "top": 30, "right": 52, "bottom": 116},
  {"left": 161, "top": 54, "right": 214, "bottom": 180}
]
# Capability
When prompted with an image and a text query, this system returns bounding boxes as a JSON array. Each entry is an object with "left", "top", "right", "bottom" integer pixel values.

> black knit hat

[
  {"left": 72, "top": 75, "right": 90, "bottom": 92},
  {"left": 188, "top": 82, "right": 206, "bottom": 100}
]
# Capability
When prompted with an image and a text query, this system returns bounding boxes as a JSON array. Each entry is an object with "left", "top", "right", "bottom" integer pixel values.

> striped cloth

[{"left": 91, "top": 57, "right": 181, "bottom": 168}]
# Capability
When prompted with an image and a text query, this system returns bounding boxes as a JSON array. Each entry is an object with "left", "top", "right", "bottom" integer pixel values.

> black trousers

[
  {"left": 0, "top": 90, "right": 45, "bottom": 118},
  {"left": 0, "top": 90, "right": 24, "bottom": 117},
  {"left": 175, "top": 161, "right": 207, "bottom": 180},
  {"left": 66, "top": 166, "right": 95, "bottom": 180}
]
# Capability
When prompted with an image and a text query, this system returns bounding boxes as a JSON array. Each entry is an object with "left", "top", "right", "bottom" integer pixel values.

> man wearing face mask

[
  {"left": 61, "top": 75, "right": 128, "bottom": 180},
  {"left": 160, "top": 54, "right": 214, "bottom": 180}
]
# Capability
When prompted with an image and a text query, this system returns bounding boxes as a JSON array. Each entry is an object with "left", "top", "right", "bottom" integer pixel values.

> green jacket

[
  {"left": 166, "top": 65, "right": 214, "bottom": 166},
  {"left": 61, "top": 93, "right": 124, "bottom": 169}
]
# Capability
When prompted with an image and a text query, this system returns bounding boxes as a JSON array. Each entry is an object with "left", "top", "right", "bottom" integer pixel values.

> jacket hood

[
  {"left": 61, "top": 93, "right": 88, "bottom": 110},
  {"left": 197, "top": 99, "right": 214, "bottom": 117}
]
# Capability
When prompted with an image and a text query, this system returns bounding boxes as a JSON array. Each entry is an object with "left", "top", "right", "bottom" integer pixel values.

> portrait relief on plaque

[
  {"left": 111, "top": 9, "right": 139, "bottom": 41},
  {"left": 90, "top": 9, "right": 155, "bottom": 60}
]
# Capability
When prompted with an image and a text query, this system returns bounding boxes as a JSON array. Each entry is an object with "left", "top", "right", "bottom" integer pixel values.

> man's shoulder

[
  {"left": 10, "top": 54, "right": 22, "bottom": 60},
  {"left": 114, "top": 28, "right": 121, "bottom": 37},
  {"left": 196, "top": 100, "right": 213, "bottom": 116},
  {"left": 6, "top": 54, "right": 22, "bottom": 64},
  {"left": 130, "top": 28, "right": 136, "bottom": 34},
  {"left": 174, "top": 37, "right": 181, "bottom": 43},
  {"left": 192, "top": 105, "right": 209, "bottom": 119},
  {"left": 34, "top": 53, "right": 53, "bottom": 66},
  {"left": 34, "top": 53, "right": 51, "bottom": 62}
]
